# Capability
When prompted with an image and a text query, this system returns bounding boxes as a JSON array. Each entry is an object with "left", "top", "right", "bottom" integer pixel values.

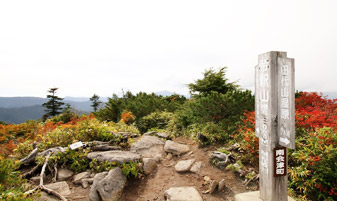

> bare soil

[{"left": 51, "top": 137, "right": 256, "bottom": 201}]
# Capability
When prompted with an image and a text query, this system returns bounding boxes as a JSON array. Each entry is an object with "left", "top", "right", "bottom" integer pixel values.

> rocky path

[
  {"left": 35, "top": 135, "right": 250, "bottom": 201},
  {"left": 121, "top": 137, "right": 247, "bottom": 201}
]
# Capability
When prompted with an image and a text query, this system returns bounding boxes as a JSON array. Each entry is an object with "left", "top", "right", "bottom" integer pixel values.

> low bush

[
  {"left": 232, "top": 92, "right": 337, "bottom": 200},
  {"left": 13, "top": 115, "right": 140, "bottom": 159},
  {"left": 177, "top": 90, "right": 254, "bottom": 142},
  {"left": 89, "top": 159, "right": 143, "bottom": 178},
  {"left": 137, "top": 111, "right": 175, "bottom": 134},
  {"left": 289, "top": 127, "right": 337, "bottom": 200},
  {"left": 0, "top": 157, "right": 34, "bottom": 201}
]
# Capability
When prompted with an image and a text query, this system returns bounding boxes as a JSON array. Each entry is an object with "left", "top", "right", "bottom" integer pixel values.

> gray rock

[
  {"left": 37, "top": 191, "right": 60, "bottom": 201},
  {"left": 44, "top": 181, "right": 71, "bottom": 196},
  {"left": 164, "top": 140, "right": 190, "bottom": 155},
  {"left": 130, "top": 135, "right": 165, "bottom": 161},
  {"left": 91, "top": 145, "right": 121, "bottom": 151},
  {"left": 89, "top": 171, "right": 108, "bottom": 201},
  {"left": 143, "top": 131, "right": 158, "bottom": 136},
  {"left": 143, "top": 158, "right": 157, "bottom": 175},
  {"left": 96, "top": 168, "right": 127, "bottom": 201},
  {"left": 218, "top": 179, "right": 226, "bottom": 191},
  {"left": 156, "top": 132, "right": 170, "bottom": 139},
  {"left": 174, "top": 159, "right": 195, "bottom": 173},
  {"left": 190, "top": 161, "right": 203, "bottom": 174},
  {"left": 87, "top": 150, "right": 141, "bottom": 164},
  {"left": 82, "top": 180, "right": 89, "bottom": 189},
  {"left": 57, "top": 168, "right": 74, "bottom": 181},
  {"left": 164, "top": 187, "right": 203, "bottom": 201},
  {"left": 73, "top": 171, "right": 90, "bottom": 184},
  {"left": 82, "top": 178, "right": 94, "bottom": 189}
]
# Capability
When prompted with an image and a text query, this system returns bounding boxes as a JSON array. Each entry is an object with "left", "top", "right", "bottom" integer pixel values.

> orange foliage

[
  {"left": 0, "top": 114, "right": 98, "bottom": 157},
  {"left": 121, "top": 111, "right": 135, "bottom": 124}
]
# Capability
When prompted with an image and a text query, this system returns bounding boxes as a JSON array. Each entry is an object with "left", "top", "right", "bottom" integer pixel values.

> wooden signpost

[{"left": 255, "top": 51, "right": 295, "bottom": 201}]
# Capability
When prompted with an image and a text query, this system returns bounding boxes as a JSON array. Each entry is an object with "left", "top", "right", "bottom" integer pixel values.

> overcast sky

[{"left": 1, "top": 0, "right": 336, "bottom": 98}]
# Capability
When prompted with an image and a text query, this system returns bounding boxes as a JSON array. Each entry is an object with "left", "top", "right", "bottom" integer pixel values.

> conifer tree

[
  {"left": 188, "top": 67, "right": 238, "bottom": 96},
  {"left": 90, "top": 94, "right": 102, "bottom": 112},
  {"left": 42, "top": 88, "right": 65, "bottom": 120}
]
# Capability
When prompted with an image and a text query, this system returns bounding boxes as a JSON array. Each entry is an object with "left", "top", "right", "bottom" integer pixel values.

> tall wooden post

[{"left": 255, "top": 51, "right": 295, "bottom": 201}]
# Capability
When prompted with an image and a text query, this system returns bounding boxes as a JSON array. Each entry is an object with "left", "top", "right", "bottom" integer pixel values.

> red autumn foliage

[
  {"left": 238, "top": 92, "right": 337, "bottom": 157},
  {"left": 295, "top": 92, "right": 337, "bottom": 130}
]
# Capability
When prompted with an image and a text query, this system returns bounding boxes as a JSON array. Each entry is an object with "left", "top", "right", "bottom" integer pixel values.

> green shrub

[
  {"left": 0, "top": 157, "right": 34, "bottom": 201},
  {"left": 89, "top": 159, "right": 142, "bottom": 178},
  {"left": 49, "top": 112, "right": 78, "bottom": 124},
  {"left": 186, "top": 122, "right": 228, "bottom": 145},
  {"left": 47, "top": 148, "right": 91, "bottom": 173},
  {"left": 289, "top": 127, "right": 337, "bottom": 200},
  {"left": 137, "top": 111, "right": 175, "bottom": 133},
  {"left": 38, "top": 127, "right": 77, "bottom": 150},
  {"left": 177, "top": 90, "right": 253, "bottom": 141},
  {"left": 94, "top": 92, "right": 186, "bottom": 124}
]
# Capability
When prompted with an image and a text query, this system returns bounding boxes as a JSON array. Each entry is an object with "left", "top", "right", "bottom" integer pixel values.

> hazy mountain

[
  {"left": 0, "top": 105, "right": 45, "bottom": 124},
  {"left": 0, "top": 97, "right": 96, "bottom": 124},
  {"left": 0, "top": 97, "right": 46, "bottom": 108}
]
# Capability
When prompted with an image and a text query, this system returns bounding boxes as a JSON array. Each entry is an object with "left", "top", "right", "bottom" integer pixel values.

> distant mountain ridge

[
  {"left": 0, "top": 91, "right": 182, "bottom": 124},
  {"left": 0, "top": 105, "right": 45, "bottom": 124},
  {"left": 0, "top": 97, "right": 46, "bottom": 108},
  {"left": 0, "top": 97, "right": 97, "bottom": 124}
]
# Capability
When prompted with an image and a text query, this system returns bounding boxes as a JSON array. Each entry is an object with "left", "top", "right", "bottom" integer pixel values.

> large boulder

[
  {"left": 164, "top": 187, "right": 203, "bottom": 201},
  {"left": 89, "top": 168, "right": 127, "bottom": 201},
  {"left": 89, "top": 172, "right": 108, "bottom": 201},
  {"left": 130, "top": 135, "right": 165, "bottom": 161},
  {"left": 87, "top": 150, "right": 141, "bottom": 164},
  {"left": 164, "top": 140, "right": 190, "bottom": 155}
]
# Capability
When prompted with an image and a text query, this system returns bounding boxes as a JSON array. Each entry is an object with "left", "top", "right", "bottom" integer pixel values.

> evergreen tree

[
  {"left": 42, "top": 88, "right": 65, "bottom": 120},
  {"left": 90, "top": 94, "right": 102, "bottom": 112},
  {"left": 188, "top": 67, "right": 238, "bottom": 96}
]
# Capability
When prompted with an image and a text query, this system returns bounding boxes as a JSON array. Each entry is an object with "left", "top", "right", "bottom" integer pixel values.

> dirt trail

[
  {"left": 62, "top": 137, "right": 250, "bottom": 201},
  {"left": 121, "top": 137, "right": 247, "bottom": 201}
]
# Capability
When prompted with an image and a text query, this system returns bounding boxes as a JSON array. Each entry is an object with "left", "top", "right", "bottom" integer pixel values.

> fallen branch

[
  {"left": 20, "top": 140, "right": 118, "bottom": 167},
  {"left": 37, "top": 147, "right": 68, "bottom": 157},
  {"left": 24, "top": 151, "right": 67, "bottom": 201},
  {"left": 52, "top": 163, "right": 58, "bottom": 182},
  {"left": 20, "top": 148, "right": 38, "bottom": 165},
  {"left": 42, "top": 186, "right": 67, "bottom": 201},
  {"left": 40, "top": 151, "right": 51, "bottom": 186},
  {"left": 22, "top": 164, "right": 40, "bottom": 178}
]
